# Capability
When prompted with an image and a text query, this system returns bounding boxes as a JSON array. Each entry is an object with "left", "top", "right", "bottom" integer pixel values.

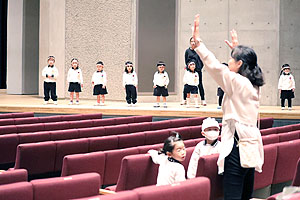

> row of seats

[
  {"left": 0, "top": 112, "right": 34, "bottom": 119},
  {"left": 74, "top": 177, "right": 211, "bottom": 200},
  {"left": 0, "top": 117, "right": 201, "bottom": 166},
  {"left": 0, "top": 169, "right": 28, "bottom": 185},
  {"left": 0, "top": 115, "right": 153, "bottom": 166},
  {"left": 0, "top": 173, "right": 101, "bottom": 200},
  {"left": 103, "top": 139, "right": 300, "bottom": 200},
  {"left": 0, "top": 172, "right": 210, "bottom": 200},
  {"left": 0, "top": 113, "right": 102, "bottom": 126},
  {"left": 262, "top": 130, "right": 300, "bottom": 145},
  {"left": 59, "top": 127, "right": 300, "bottom": 188},
  {"left": 13, "top": 128, "right": 205, "bottom": 183},
  {"left": 0, "top": 115, "right": 152, "bottom": 135},
  {"left": 260, "top": 123, "right": 300, "bottom": 136}
]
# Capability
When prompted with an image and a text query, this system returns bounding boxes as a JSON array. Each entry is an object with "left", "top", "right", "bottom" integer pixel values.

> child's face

[
  {"left": 284, "top": 68, "right": 290, "bottom": 73},
  {"left": 157, "top": 65, "right": 165, "bottom": 73},
  {"left": 189, "top": 63, "right": 196, "bottom": 71},
  {"left": 72, "top": 60, "right": 78, "bottom": 68},
  {"left": 202, "top": 127, "right": 220, "bottom": 141},
  {"left": 126, "top": 65, "right": 133, "bottom": 72},
  {"left": 48, "top": 59, "right": 55, "bottom": 66},
  {"left": 167, "top": 141, "right": 186, "bottom": 162},
  {"left": 97, "top": 64, "right": 103, "bottom": 71},
  {"left": 190, "top": 38, "right": 196, "bottom": 49}
]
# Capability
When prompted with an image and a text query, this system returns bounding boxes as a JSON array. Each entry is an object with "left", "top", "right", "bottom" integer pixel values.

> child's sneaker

[
  {"left": 217, "top": 106, "right": 221, "bottom": 109},
  {"left": 153, "top": 103, "right": 160, "bottom": 108},
  {"left": 75, "top": 100, "right": 79, "bottom": 105},
  {"left": 43, "top": 101, "right": 48, "bottom": 105},
  {"left": 94, "top": 102, "right": 100, "bottom": 106},
  {"left": 127, "top": 104, "right": 132, "bottom": 107},
  {"left": 68, "top": 101, "right": 73, "bottom": 105},
  {"left": 180, "top": 100, "right": 186, "bottom": 105},
  {"left": 100, "top": 102, "right": 105, "bottom": 106},
  {"left": 201, "top": 100, "right": 207, "bottom": 106},
  {"left": 132, "top": 104, "right": 136, "bottom": 107},
  {"left": 288, "top": 107, "right": 292, "bottom": 111},
  {"left": 195, "top": 103, "right": 200, "bottom": 108},
  {"left": 53, "top": 101, "right": 58, "bottom": 105},
  {"left": 281, "top": 107, "right": 285, "bottom": 110},
  {"left": 163, "top": 103, "right": 167, "bottom": 108}
]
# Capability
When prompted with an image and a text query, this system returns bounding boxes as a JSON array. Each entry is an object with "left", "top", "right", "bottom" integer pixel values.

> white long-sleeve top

[
  {"left": 123, "top": 72, "right": 138, "bottom": 87},
  {"left": 195, "top": 43, "right": 264, "bottom": 174},
  {"left": 42, "top": 65, "right": 59, "bottom": 82},
  {"left": 67, "top": 68, "right": 83, "bottom": 84},
  {"left": 278, "top": 74, "right": 295, "bottom": 90},
  {"left": 183, "top": 70, "right": 199, "bottom": 86},
  {"left": 187, "top": 140, "right": 221, "bottom": 179},
  {"left": 91, "top": 71, "right": 107, "bottom": 86},
  {"left": 148, "top": 150, "right": 186, "bottom": 186},
  {"left": 153, "top": 71, "right": 169, "bottom": 87}
]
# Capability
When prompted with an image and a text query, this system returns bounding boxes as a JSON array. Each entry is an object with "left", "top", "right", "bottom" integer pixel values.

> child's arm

[
  {"left": 187, "top": 145, "right": 201, "bottom": 179},
  {"left": 103, "top": 72, "right": 107, "bottom": 88},
  {"left": 148, "top": 149, "right": 163, "bottom": 164},
  {"left": 153, "top": 73, "right": 157, "bottom": 88},
  {"left": 79, "top": 69, "right": 83, "bottom": 86},
  {"left": 134, "top": 72, "right": 138, "bottom": 87},
  {"left": 122, "top": 73, "right": 126, "bottom": 88},
  {"left": 42, "top": 67, "right": 47, "bottom": 78},
  {"left": 67, "top": 69, "right": 71, "bottom": 82},
  {"left": 165, "top": 72, "right": 170, "bottom": 87},
  {"left": 291, "top": 75, "right": 295, "bottom": 91},
  {"left": 278, "top": 75, "right": 283, "bottom": 91},
  {"left": 183, "top": 70, "right": 188, "bottom": 85},
  {"left": 53, "top": 67, "right": 59, "bottom": 79}
]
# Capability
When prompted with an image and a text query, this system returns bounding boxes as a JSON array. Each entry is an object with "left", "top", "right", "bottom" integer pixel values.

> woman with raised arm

[{"left": 192, "top": 15, "right": 265, "bottom": 200}]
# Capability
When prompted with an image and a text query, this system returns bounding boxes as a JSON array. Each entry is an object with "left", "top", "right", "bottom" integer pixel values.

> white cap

[{"left": 202, "top": 117, "right": 220, "bottom": 131}]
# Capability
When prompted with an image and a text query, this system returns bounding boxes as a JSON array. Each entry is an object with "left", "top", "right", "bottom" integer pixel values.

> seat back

[
  {"left": 115, "top": 154, "right": 158, "bottom": 191},
  {"left": 292, "top": 157, "right": 300, "bottom": 186},
  {"left": 0, "top": 169, "right": 28, "bottom": 185},
  {"left": 134, "top": 177, "right": 210, "bottom": 200},
  {"left": 0, "top": 134, "right": 19, "bottom": 164},
  {"left": 259, "top": 118, "right": 274, "bottom": 129},
  {"left": 278, "top": 130, "right": 300, "bottom": 142},
  {"left": 262, "top": 134, "right": 279, "bottom": 145},
  {"left": 61, "top": 152, "right": 105, "bottom": 183},
  {"left": 0, "top": 182, "right": 33, "bottom": 200},
  {"left": 31, "top": 173, "right": 100, "bottom": 200}
]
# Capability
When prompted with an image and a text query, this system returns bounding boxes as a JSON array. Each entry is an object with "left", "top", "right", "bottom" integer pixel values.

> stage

[{"left": 0, "top": 90, "right": 300, "bottom": 120}]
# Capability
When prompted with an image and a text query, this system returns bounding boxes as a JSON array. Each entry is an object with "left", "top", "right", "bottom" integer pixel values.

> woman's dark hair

[
  {"left": 124, "top": 61, "right": 134, "bottom": 73},
  {"left": 159, "top": 132, "right": 182, "bottom": 155},
  {"left": 231, "top": 45, "right": 265, "bottom": 87},
  {"left": 190, "top": 37, "right": 194, "bottom": 42}
]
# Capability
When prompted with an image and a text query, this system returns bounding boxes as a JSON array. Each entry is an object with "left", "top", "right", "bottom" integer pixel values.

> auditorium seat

[
  {"left": 0, "top": 134, "right": 19, "bottom": 165},
  {"left": 260, "top": 127, "right": 278, "bottom": 136},
  {"left": 114, "top": 116, "right": 135, "bottom": 124},
  {"left": 169, "top": 118, "right": 189, "bottom": 128},
  {"left": 54, "top": 139, "right": 89, "bottom": 171},
  {"left": 14, "top": 117, "right": 40, "bottom": 125},
  {"left": 69, "top": 120, "right": 94, "bottom": 129},
  {"left": 259, "top": 118, "right": 274, "bottom": 129},
  {"left": 88, "top": 135, "right": 119, "bottom": 152},
  {"left": 105, "top": 124, "right": 128, "bottom": 135},
  {"left": 0, "top": 169, "right": 28, "bottom": 185},
  {"left": 137, "top": 143, "right": 163, "bottom": 154},
  {"left": 71, "top": 191, "right": 138, "bottom": 200},
  {"left": 44, "top": 121, "right": 70, "bottom": 131},
  {"left": 0, "top": 182, "right": 33, "bottom": 200},
  {"left": 118, "top": 132, "right": 145, "bottom": 149},
  {"left": 103, "top": 148, "right": 139, "bottom": 186},
  {"left": 133, "top": 177, "right": 210, "bottom": 200},
  {"left": 16, "top": 123, "right": 45, "bottom": 133},
  {"left": 189, "top": 125, "right": 202, "bottom": 139},
  {"left": 0, "top": 118, "right": 15, "bottom": 126},
  {"left": 50, "top": 129, "right": 79, "bottom": 141},
  {"left": 150, "top": 120, "right": 170, "bottom": 130},
  {"left": 61, "top": 114, "right": 83, "bottom": 121},
  {"left": 188, "top": 117, "right": 206, "bottom": 126},
  {"left": 170, "top": 126, "right": 191, "bottom": 140},
  {"left": 262, "top": 134, "right": 279, "bottom": 145},
  {"left": 93, "top": 118, "right": 115, "bottom": 126},
  {"left": 278, "top": 130, "right": 300, "bottom": 142},
  {"left": 133, "top": 115, "right": 152, "bottom": 123},
  {"left": 31, "top": 173, "right": 100, "bottom": 200},
  {"left": 61, "top": 152, "right": 105, "bottom": 183},
  {"left": 14, "top": 141, "right": 56, "bottom": 175},
  {"left": 128, "top": 122, "right": 151, "bottom": 133},
  {"left": 38, "top": 115, "right": 62, "bottom": 123},
  {"left": 276, "top": 125, "right": 294, "bottom": 134},
  {"left": 0, "top": 125, "right": 17, "bottom": 135},
  {"left": 144, "top": 130, "right": 169, "bottom": 145},
  {"left": 19, "top": 131, "right": 51, "bottom": 143},
  {"left": 78, "top": 127, "right": 106, "bottom": 138}
]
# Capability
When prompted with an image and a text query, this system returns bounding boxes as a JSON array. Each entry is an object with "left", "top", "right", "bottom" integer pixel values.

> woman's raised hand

[
  {"left": 193, "top": 14, "right": 201, "bottom": 47},
  {"left": 225, "top": 29, "right": 239, "bottom": 49}
]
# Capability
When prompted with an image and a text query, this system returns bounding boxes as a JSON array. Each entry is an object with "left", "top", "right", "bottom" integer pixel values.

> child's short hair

[
  {"left": 282, "top": 64, "right": 290, "bottom": 70},
  {"left": 96, "top": 61, "right": 104, "bottom": 65},
  {"left": 202, "top": 117, "right": 220, "bottom": 132},
  {"left": 125, "top": 61, "right": 134, "bottom": 73},
  {"left": 157, "top": 61, "right": 166, "bottom": 67},
  {"left": 159, "top": 132, "right": 182, "bottom": 155},
  {"left": 47, "top": 56, "right": 55, "bottom": 61},
  {"left": 187, "top": 59, "right": 196, "bottom": 72}
]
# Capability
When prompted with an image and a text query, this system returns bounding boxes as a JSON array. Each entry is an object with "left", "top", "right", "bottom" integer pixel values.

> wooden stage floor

[{"left": 0, "top": 91, "right": 300, "bottom": 120}]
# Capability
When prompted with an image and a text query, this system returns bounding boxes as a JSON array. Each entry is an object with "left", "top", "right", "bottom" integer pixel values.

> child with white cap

[
  {"left": 278, "top": 64, "right": 295, "bottom": 110},
  {"left": 187, "top": 117, "right": 221, "bottom": 179}
]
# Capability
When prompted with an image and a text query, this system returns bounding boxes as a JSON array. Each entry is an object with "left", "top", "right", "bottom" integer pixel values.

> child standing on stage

[
  {"left": 278, "top": 64, "right": 295, "bottom": 110},
  {"left": 148, "top": 132, "right": 186, "bottom": 186},
  {"left": 42, "top": 56, "right": 59, "bottom": 105},
  {"left": 92, "top": 61, "right": 107, "bottom": 106},
  {"left": 67, "top": 58, "right": 83, "bottom": 105},
  {"left": 153, "top": 61, "right": 169, "bottom": 108},
  {"left": 123, "top": 61, "right": 138, "bottom": 106},
  {"left": 183, "top": 60, "right": 200, "bottom": 108},
  {"left": 187, "top": 117, "right": 221, "bottom": 179}
]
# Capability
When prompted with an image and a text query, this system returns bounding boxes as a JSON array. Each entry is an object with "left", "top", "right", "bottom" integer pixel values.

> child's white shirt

[
  {"left": 148, "top": 150, "right": 186, "bottom": 186},
  {"left": 183, "top": 70, "right": 199, "bottom": 86},
  {"left": 123, "top": 72, "right": 138, "bottom": 87},
  {"left": 42, "top": 65, "right": 59, "bottom": 82},
  {"left": 92, "top": 71, "right": 107, "bottom": 86},
  {"left": 67, "top": 68, "right": 83, "bottom": 84},
  {"left": 278, "top": 74, "right": 295, "bottom": 90},
  {"left": 187, "top": 140, "right": 221, "bottom": 179},
  {"left": 153, "top": 71, "right": 169, "bottom": 87}
]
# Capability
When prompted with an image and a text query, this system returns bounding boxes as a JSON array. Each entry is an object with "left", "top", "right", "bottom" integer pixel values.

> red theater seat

[
  {"left": 133, "top": 115, "right": 152, "bottom": 123},
  {"left": 259, "top": 118, "right": 274, "bottom": 129},
  {"left": 14, "top": 117, "right": 39, "bottom": 125},
  {"left": 150, "top": 120, "right": 170, "bottom": 130},
  {"left": 128, "top": 122, "right": 151, "bottom": 133},
  {"left": 0, "top": 182, "right": 33, "bottom": 200},
  {"left": 50, "top": 129, "right": 79, "bottom": 141},
  {"left": 144, "top": 130, "right": 169, "bottom": 145},
  {"left": 262, "top": 134, "right": 279, "bottom": 145},
  {"left": 188, "top": 117, "right": 206, "bottom": 126},
  {"left": 118, "top": 132, "right": 145, "bottom": 149},
  {"left": 105, "top": 124, "right": 128, "bottom": 135},
  {"left": 88, "top": 135, "right": 119, "bottom": 152},
  {"left": 0, "top": 169, "right": 28, "bottom": 185},
  {"left": 169, "top": 118, "right": 189, "bottom": 128},
  {"left": 278, "top": 130, "right": 300, "bottom": 142},
  {"left": 115, "top": 117, "right": 135, "bottom": 124},
  {"left": 16, "top": 123, "right": 45, "bottom": 133},
  {"left": 0, "top": 134, "right": 19, "bottom": 164},
  {"left": 44, "top": 121, "right": 70, "bottom": 131},
  {"left": 78, "top": 127, "right": 106, "bottom": 138}
]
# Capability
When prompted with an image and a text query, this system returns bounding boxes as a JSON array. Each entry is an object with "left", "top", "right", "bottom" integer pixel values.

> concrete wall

[
  {"left": 178, "top": 0, "right": 280, "bottom": 106},
  {"left": 279, "top": 0, "right": 300, "bottom": 106},
  {"left": 64, "top": 0, "right": 134, "bottom": 100}
]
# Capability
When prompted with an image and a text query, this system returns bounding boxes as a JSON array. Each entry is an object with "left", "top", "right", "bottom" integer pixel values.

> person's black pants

[
  {"left": 125, "top": 85, "right": 137, "bottom": 104},
  {"left": 218, "top": 93, "right": 224, "bottom": 106},
  {"left": 197, "top": 71, "right": 205, "bottom": 100},
  {"left": 281, "top": 98, "right": 292, "bottom": 107},
  {"left": 223, "top": 135, "right": 255, "bottom": 200},
  {"left": 44, "top": 82, "right": 57, "bottom": 101}
]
